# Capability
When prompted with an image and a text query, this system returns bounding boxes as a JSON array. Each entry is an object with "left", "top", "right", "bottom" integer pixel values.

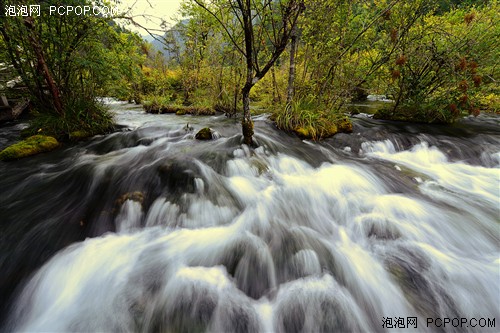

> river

[{"left": 0, "top": 101, "right": 499, "bottom": 332}]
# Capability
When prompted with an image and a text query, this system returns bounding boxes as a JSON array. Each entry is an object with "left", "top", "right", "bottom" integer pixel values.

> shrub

[
  {"left": 26, "top": 98, "right": 113, "bottom": 140},
  {"left": 274, "top": 98, "right": 352, "bottom": 140}
]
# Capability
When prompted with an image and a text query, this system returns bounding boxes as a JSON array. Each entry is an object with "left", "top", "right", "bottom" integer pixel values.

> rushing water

[{"left": 0, "top": 102, "right": 499, "bottom": 332}]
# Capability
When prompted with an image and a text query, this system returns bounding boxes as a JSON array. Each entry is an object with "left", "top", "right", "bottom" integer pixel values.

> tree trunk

[
  {"left": 23, "top": 17, "right": 64, "bottom": 116},
  {"left": 241, "top": 0, "right": 254, "bottom": 146},
  {"left": 241, "top": 82, "right": 254, "bottom": 146},
  {"left": 286, "top": 26, "right": 298, "bottom": 105}
]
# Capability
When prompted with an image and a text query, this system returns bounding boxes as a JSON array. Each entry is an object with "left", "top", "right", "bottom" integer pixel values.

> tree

[
  {"left": 374, "top": 0, "right": 499, "bottom": 122},
  {"left": 296, "top": 0, "right": 402, "bottom": 107},
  {"left": 101, "top": 29, "right": 147, "bottom": 103},
  {"left": 22, "top": 16, "right": 64, "bottom": 115},
  {"left": 0, "top": 0, "right": 120, "bottom": 137},
  {"left": 193, "top": 0, "right": 304, "bottom": 145}
]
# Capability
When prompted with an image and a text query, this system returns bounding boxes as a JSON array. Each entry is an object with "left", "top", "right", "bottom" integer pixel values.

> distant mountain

[
  {"left": 142, "top": 34, "right": 168, "bottom": 56},
  {"left": 141, "top": 20, "right": 187, "bottom": 60}
]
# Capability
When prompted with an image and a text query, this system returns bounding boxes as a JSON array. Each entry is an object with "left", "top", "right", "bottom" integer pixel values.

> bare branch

[{"left": 192, "top": 0, "right": 246, "bottom": 56}]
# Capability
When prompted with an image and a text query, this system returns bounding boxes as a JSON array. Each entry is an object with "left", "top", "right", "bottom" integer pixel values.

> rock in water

[
  {"left": 0, "top": 135, "right": 59, "bottom": 161},
  {"left": 195, "top": 127, "right": 213, "bottom": 140}
]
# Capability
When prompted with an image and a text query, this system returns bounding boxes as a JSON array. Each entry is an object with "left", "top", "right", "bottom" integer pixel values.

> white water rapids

[{"left": 1, "top": 107, "right": 499, "bottom": 332}]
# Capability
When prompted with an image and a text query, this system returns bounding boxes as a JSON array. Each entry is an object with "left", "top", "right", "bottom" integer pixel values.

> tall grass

[
  {"left": 26, "top": 97, "right": 114, "bottom": 140},
  {"left": 274, "top": 98, "right": 351, "bottom": 140}
]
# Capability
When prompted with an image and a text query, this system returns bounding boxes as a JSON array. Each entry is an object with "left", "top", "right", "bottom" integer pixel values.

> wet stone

[
  {"left": 195, "top": 127, "right": 213, "bottom": 140},
  {"left": 157, "top": 159, "right": 201, "bottom": 195}
]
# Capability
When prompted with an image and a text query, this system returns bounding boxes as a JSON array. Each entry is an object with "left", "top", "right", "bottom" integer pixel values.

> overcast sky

[{"left": 118, "top": 0, "right": 184, "bottom": 35}]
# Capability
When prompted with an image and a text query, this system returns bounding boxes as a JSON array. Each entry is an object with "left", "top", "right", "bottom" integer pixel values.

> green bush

[
  {"left": 274, "top": 99, "right": 352, "bottom": 140},
  {"left": 26, "top": 98, "right": 113, "bottom": 140}
]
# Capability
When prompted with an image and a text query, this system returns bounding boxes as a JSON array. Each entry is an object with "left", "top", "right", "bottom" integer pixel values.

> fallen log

[{"left": 0, "top": 98, "right": 29, "bottom": 123}]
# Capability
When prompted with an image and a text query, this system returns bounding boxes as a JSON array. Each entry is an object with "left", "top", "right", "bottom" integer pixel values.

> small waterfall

[{"left": 1, "top": 104, "right": 498, "bottom": 332}]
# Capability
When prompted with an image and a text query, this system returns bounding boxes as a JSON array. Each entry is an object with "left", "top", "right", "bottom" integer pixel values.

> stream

[{"left": 0, "top": 101, "right": 499, "bottom": 332}]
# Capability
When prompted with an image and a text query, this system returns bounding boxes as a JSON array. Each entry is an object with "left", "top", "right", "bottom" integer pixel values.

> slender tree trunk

[
  {"left": 24, "top": 17, "right": 64, "bottom": 116},
  {"left": 286, "top": 26, "right": 298, "bottom": 105},
  {"left": 241, "top": 80, "right": 254, "bottom": 145},
  {"left": 241, "top": 0, "right": 254, "bottom": 146}
]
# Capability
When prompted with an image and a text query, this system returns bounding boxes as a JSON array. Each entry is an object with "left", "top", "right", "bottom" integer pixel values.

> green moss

[
  {"left": 69, "top": 130, "right": 92, "bottom": 141},
  {"left": 274, "top": 99, "right": 352, "bottom": 140},
  {"left": 294, "top": 126, "right": 314, "bottom": 139},
  {"left": 336, "top": 117, "right": 353, "bottom": 133},
  {"left": 323, "top": 124, "right": 338, "bottom": 137},
  {"left": 0, "top": 135, "right": 60, "bottom": 161},
  {"left": 292, "top": 117, "right": 351, "bottom": 140}
]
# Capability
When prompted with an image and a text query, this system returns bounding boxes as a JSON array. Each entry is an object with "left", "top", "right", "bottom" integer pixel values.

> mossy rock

[
  {"left": 322, "top": 124, "right": 338, "bottom": 137},
  {"left": 294, "top": 126, "right": 315, "bottom": 139},
  {"left": 113, "top": 191, "right": 145, "bottom": 214},
  {"left": 336, "top": 118, "right": 353, "bottom": 133},
  {"left": 192, "top": 106, "right": 215, "bottom": 116},
  {"left": 175, "top": 109, "right": 186, "bottom": 116},
  {"left": 161, "top": 105, "right": 181, "bottom": 114},
  {"left": 69, "top": 130, "right": 92, "bottom": 141},
  {"left": 293, "top": 117, "right": 352, "bottom": 140},
  {"left": 0, "top": 135, "right": 60, "bottom": 161},
  {"left": 195, "top": 127, "right": 213, "bottom": 140},
  {"left": 115, "top": 191, "right": 144, "bottom": 205}
]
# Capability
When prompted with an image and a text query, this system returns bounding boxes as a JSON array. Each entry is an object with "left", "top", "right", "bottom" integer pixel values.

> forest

[{"left": 0, "top": 0, "right": 498, "bottom": 152}]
